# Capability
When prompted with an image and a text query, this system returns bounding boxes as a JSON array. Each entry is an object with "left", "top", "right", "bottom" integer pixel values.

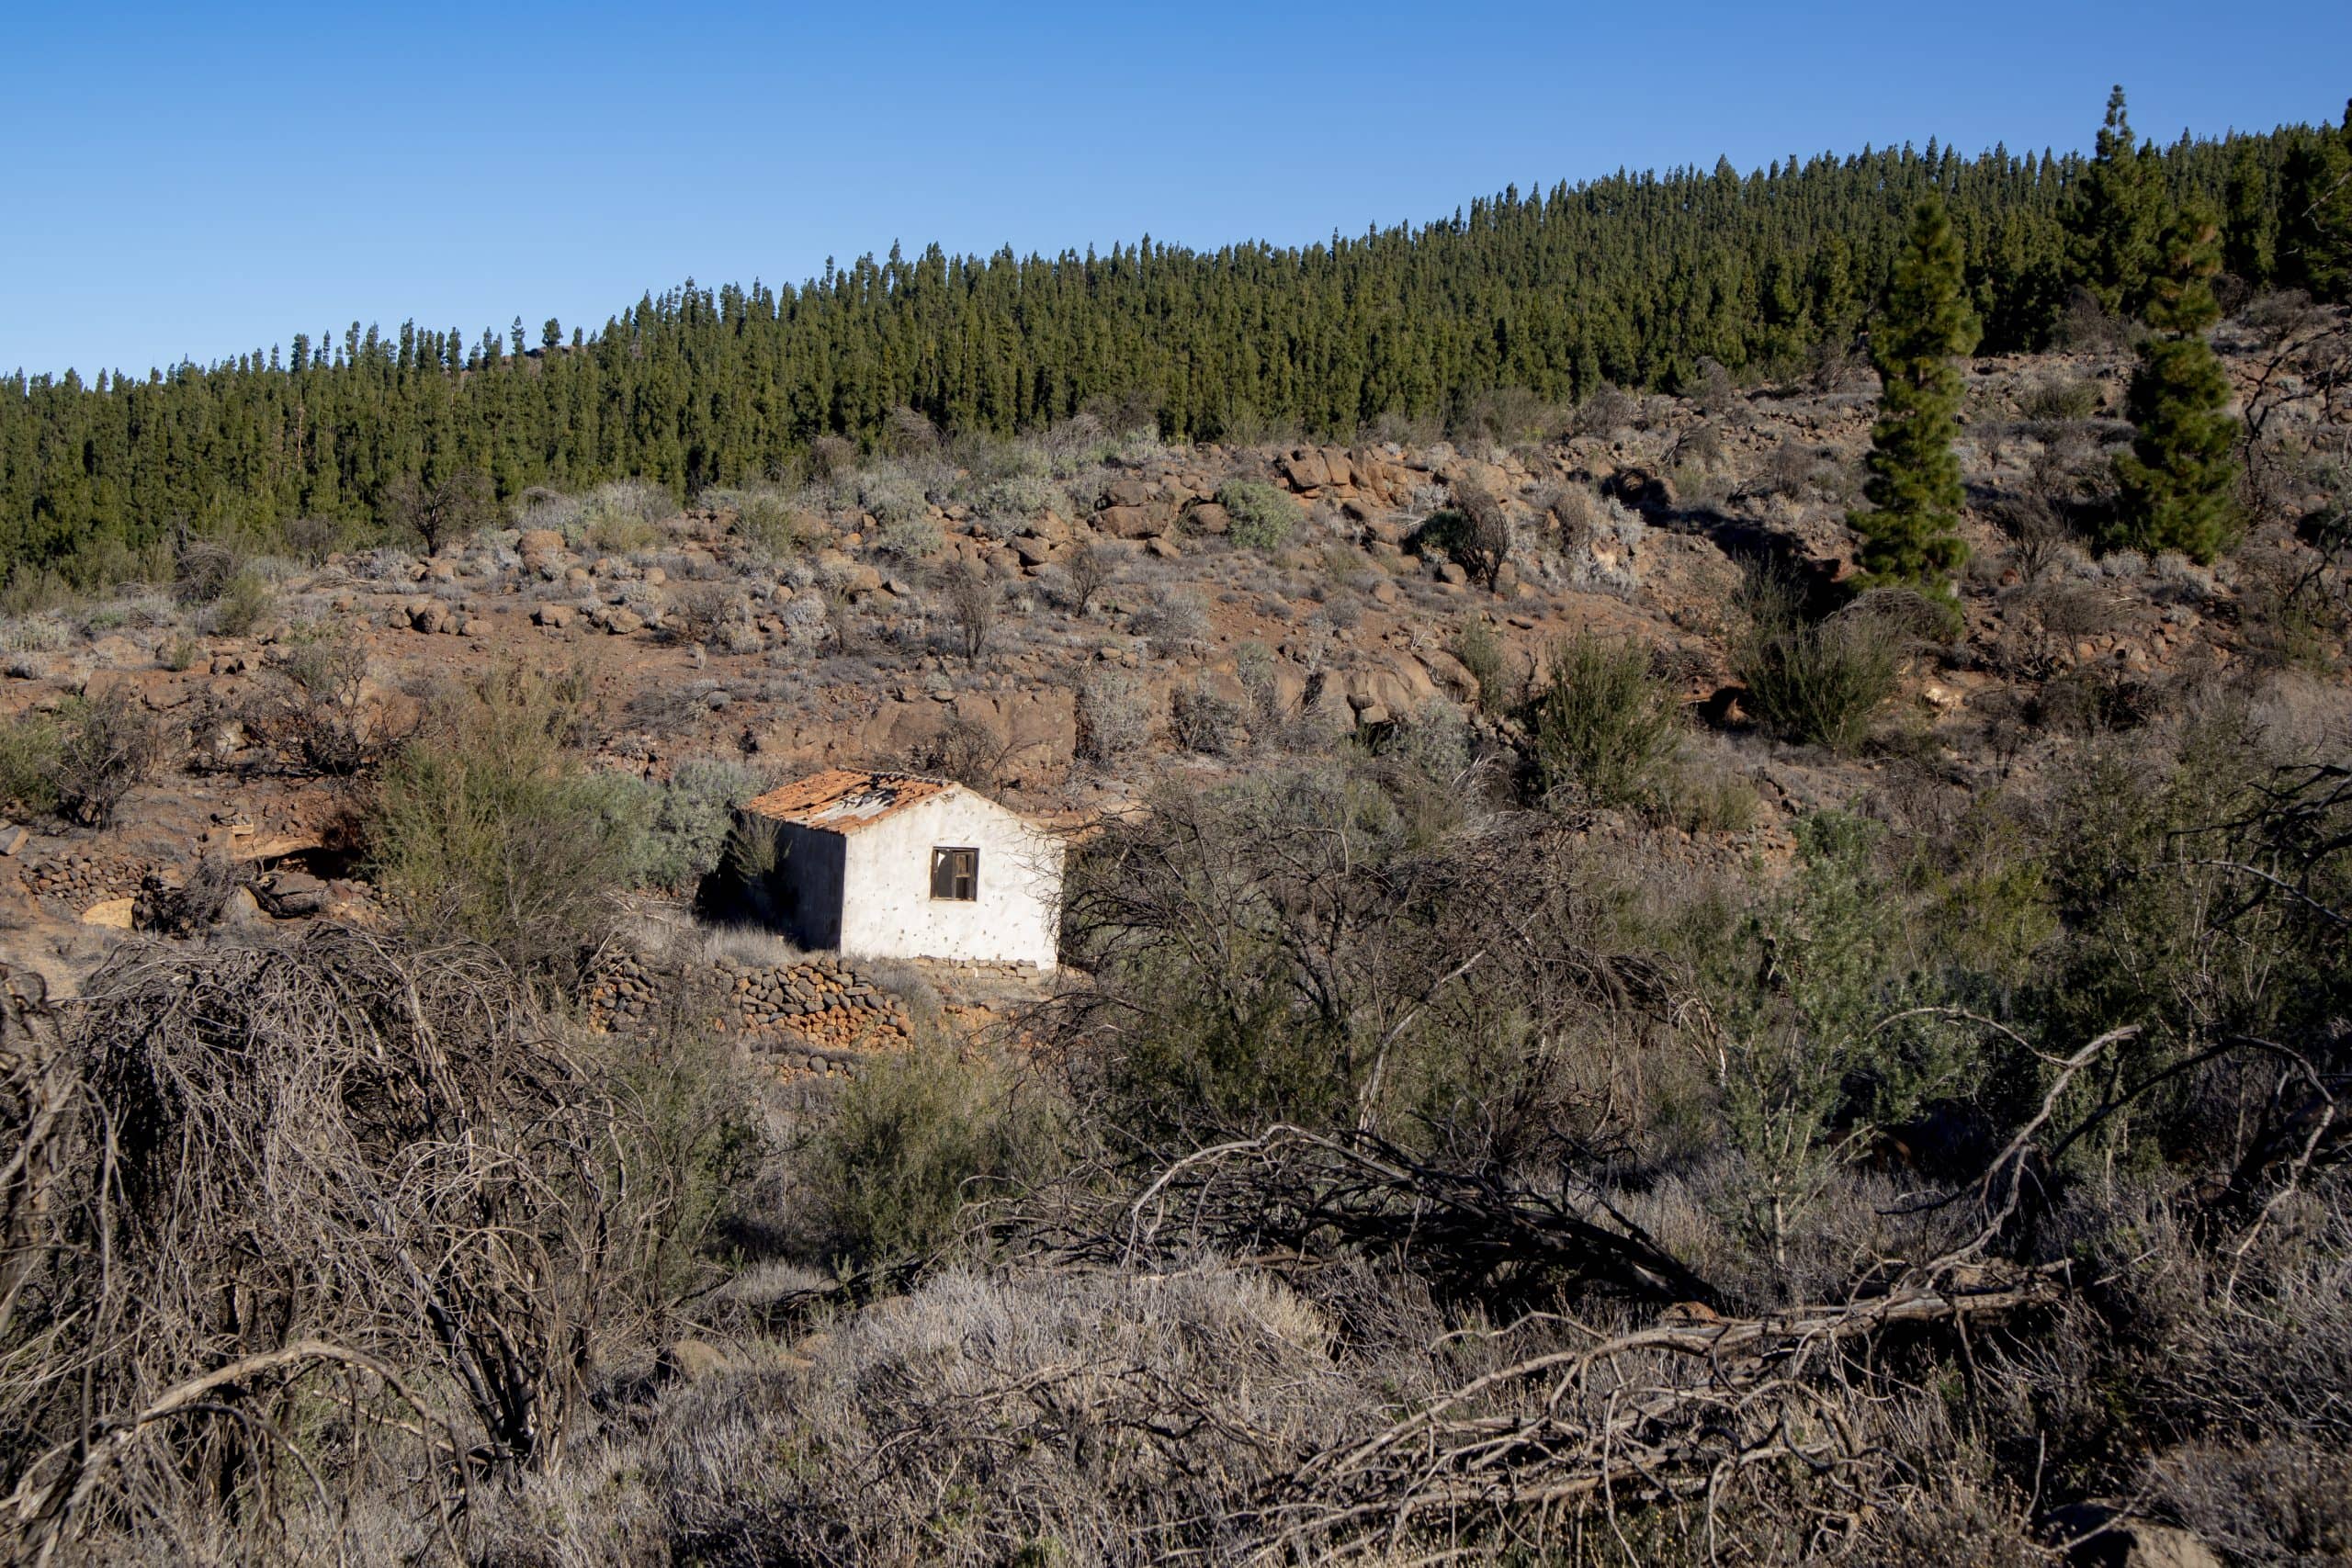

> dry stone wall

[{"left": 586, "top": 950, "right": 914, "bottom": 1077}]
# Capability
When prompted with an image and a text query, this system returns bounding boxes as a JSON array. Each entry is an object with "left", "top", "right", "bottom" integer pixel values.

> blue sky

[{"left": 6, "top": 1, "right": 2346, "bottom": 378}]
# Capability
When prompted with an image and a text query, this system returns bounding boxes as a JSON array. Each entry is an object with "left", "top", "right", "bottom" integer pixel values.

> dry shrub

[
  {"left": 0, "top": 931, "right": 723, "bottom": 1564},
  {"left": 1058, "top": 538, "right": 1116, "bottom": 615},
  {"left": 1170, "top": 676, "right": 1242, "bottom": 756},
  {"left": 806, "top": 433, "right": 858, "bottom": 483},
  {"left": 2145, "top": 1440, "right": 2352, "bottom": 1562},
  {"left": 380, "top": 468, "right": 495, "bottom": 555},
  {"left": 1077, "top": 667, "right": 1149, "bottom": 767},
  {"left": 625, "top": 1266, "right": 1363, "bottom": 1565},
  {"left": 943, "top": 564, "right": 998, "bottom": 665},
  {"left": 665, "top": 580, "right": 749, "bottom": 647},
  {"left": 246, "top": 626, "right": 378, "bottom": 774},
  {"left": 51, "top": 685, "right": 166, "bottom": 826},
  {"left": 1449, "top": 482, "right": 1514, "bottom": 590}
]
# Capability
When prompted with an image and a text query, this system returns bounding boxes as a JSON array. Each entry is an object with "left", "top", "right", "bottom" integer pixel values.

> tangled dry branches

[{"left": 0, "top": 929, "right": 675, "bottom": 1563}]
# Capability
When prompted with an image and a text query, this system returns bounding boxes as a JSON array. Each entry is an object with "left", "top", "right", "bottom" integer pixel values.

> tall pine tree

[
  {"left": 2069, "top": 86, "right": 2164, "bottom": 316},
  {"left": 2112, "top": 200, "right": 2242, "bottom": 563},
  {"left": 1851, "top": 198, "right": 1979, "bottom": 595}
]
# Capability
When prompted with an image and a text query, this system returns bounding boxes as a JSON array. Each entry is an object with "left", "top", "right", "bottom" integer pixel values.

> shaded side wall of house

[
  {"left": 837, "top": 794, "right": 1062, "bottom": 970},
  {"left": 765, "top": 820, "right": 846, "bottom": 950}
]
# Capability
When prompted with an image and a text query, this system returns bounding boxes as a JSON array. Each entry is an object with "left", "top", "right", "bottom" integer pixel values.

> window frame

[{"left": 930, "top": 844, "right": 979, "bottom": 902}]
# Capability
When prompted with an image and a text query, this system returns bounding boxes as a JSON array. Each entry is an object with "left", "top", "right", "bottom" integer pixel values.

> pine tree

[
  {"left": 1851, "top": 198, "right": 1979, "bottom": 594},
  {"left": 2112, "top": 201, "right": 2242, "bottom": 563},
  {"left": 2068, "top": 86, "right": 2163, "bottom": 315},
  {"left": 2277, "top": 99, "right": 2352, "bottom": 301},
  {"left": 2222, "top": 138, "right": 2277, "bottom": 284}
]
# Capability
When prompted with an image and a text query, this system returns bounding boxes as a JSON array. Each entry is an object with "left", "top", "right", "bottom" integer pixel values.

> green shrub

[
  {"left": 368, "top": 662, "right": 639, "bottom": 980},
  {"left": 706, "top": 489, "right": 814, "bottom": 560},
  {"left": 1527, "top": 631, "right": 1682, "bottom": 809},
  {"left": 159, "top": 636, "right": 204, "bottom": 673},
  {"left": 798, "top": 1041, "right": 1046, "bottom": 1267},
  {"left": 0, "top": 711, "right": 62, "bottom": 816},
  {"left": 2018, "top": 377, "right": 2102, "bottom": 423},
  {"left": 579, "top": 479, "right": 672, "bottom": 553},
  {"left": 1660, "top": 764, "right": 1760, "bottom": 834},
  {"left": 1448, "top": 616, "right": 1509, "bottom": 716},
  {"left": 976, "top": 473, "right": 1071, "bottom": 531},
  {"left": 584, "top": 511, "right": 660, "bottom": 555},
  {"left": 857, "top": 470, "right": 930, "bottom": 526},
  {"left": 1216, "top": 479, "right": 1302, "bottom": 551},
  {"left": 639, "top": 759, "right": 766, "bottom": 888},
  {"left": 1736, "top": 605, "right": 1905, "bottom": 753},
  {"left": 207, "top": 569, "right": 276, "bottom": 637}
]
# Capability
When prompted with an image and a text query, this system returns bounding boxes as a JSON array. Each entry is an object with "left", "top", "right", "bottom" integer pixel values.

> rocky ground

[{"left": 0, "top": 325, "right": 2345, "bottom": 1010}]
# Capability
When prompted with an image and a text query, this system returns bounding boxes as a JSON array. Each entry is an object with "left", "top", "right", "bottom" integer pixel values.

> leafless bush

[
  {"left": 666, "top": 580, "right": 748, "bottom": 647},
  {"left": 0, "top": 931, "right": 740, "bottom": 1564},
  {"left": 943, "top": 564, "right": 997, "bottom": 665},
  {"left": 1170, "top": 676, "right": 1242, "bottom": 756},
  {"left": 1450, "top": 483, "right": 1514, "bottom": 591},
  {"left": 1077, "top": 668, "right": 1149, "bottom": 768},
  {"left": 2145, "top": 1439, "right": 2352, "bottom": 1562},
  {"left": 1757, "top": 440, "right": 1820, "bottom": 498},
  {"left": 806, "top": 434, "right": 858, "bottom": 484},
  {"left": 905, "top": 714, "right": 1032, "bottom": 791},
  {"left": 594, "top": 1266, "right": 1368, "bottom": 1567},
  {"left": 246, "top": 627, "right": 378, "bottom": 774},
  {"left": 1570, "top": 381, "right": 1636, "bottom": 437},
  {"left": 1132, "top": 584, "right": 1209, "bottom": 655},
  {"left": 51, "top": 685, "right": 165, "bottom": 826},
  {"left": 1059, "top": 539, "right": 1116, "bottom": 616}
]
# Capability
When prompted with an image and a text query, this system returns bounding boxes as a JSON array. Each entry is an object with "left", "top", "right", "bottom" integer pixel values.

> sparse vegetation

[
  {"left": 1216, "top": 479, "right": 1301, "bottom": 551},
  {"left": 368, "top": 661, "right": 637, "bottom": 979},
  {"left": 50, "top": 686, "right": 164, "bottom": 826},
  {"left": 1526, "top": 630, "right": 1682, "bottom": 809},
  {"left": 1, "top": 85, "right": 2348, "bottom": 1568},
  {"left": 1735, "top": 579, "right": 1910, "bottom": 751}
]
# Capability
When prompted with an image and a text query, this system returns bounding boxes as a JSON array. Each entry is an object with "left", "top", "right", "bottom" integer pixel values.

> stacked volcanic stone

[
  {"left": 22, "top": 852, "right": 143, "bottom": 910},
  {"left": 718, "top": 955, "right": 913, "bottom": 1055},
  {"left": 584, "top": 951, "right": 913, "bottom": 1077},
  {"left": 583, "top": 953, "right": 675, "bottom": 1030}
]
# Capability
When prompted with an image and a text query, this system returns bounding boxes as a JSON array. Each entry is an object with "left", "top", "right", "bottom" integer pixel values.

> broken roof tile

[{"left": 741, "top": 769, "right": 956, "bottom": 833}]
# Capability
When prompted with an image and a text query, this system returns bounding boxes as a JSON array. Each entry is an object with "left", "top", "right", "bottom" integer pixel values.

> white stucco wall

[{"left": 833, "top": 789, "right": 1063, "bottom": 970}]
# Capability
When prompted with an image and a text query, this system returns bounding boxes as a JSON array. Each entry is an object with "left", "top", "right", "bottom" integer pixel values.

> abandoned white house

[{"left": 731, "top": 770, "right": 1063, "bottom": 970}]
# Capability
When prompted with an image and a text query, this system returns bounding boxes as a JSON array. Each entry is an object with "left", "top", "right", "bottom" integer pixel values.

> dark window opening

[{"left": 931, "top": 845, "right": 978, "bottom": 901}]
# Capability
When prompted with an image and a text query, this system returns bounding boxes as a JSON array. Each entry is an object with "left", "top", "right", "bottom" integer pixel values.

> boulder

[
  {"left": 516, "top": 527, "right": 567, "bottom": 562},
  {"left": 1093, "top": 504, "right": 1167, "bottom": 540},
  {"left": 261, "top": 870, "right": 330, "bottom": 918},
  {"left": 533, "top": 604, "right": 574, "bottom": 628},
  {"left": 1187, "top": 502, "right": 1232, "bottom": 536},
  {"left": 80, "top": 897, "right": 136, "bottom": 930},
  {"left": 1282, "top": 448, "right": 1330, "bottom": 490}
]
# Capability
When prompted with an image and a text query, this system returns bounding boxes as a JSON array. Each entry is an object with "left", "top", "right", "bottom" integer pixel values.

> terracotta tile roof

[{"left": 741, "top": 770, "right": 956, "bottom": 833}]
